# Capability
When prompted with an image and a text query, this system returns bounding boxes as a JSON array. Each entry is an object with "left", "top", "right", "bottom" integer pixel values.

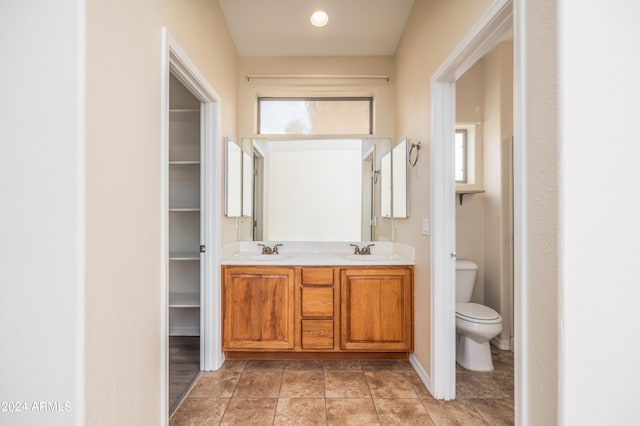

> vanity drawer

[
  {"left": 301, "top": 267, "right": 334, "bottom": 285},
  {"left": 301, "top": 320, "right": 334, "bottom": 349},
  {"left": 301, "top": 287, "right": 334, "bottom": 317}
]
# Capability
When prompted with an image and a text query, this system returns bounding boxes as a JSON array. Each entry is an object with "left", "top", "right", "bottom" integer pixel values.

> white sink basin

[
  {"left": 235, "top": 254, "right": 291, "bottom": 262},
  {"left": 342, "top": 254, "right": 397, "bottom": 262}
]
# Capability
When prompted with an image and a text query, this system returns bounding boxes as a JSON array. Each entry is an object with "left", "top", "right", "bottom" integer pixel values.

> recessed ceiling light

[{"left": 310, "top": 10, "right": 329, "bottom": 27}]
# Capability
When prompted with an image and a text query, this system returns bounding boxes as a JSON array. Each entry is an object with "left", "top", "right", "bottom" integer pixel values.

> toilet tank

[{"left": 456, "top": 260, "right": 478, "bottom": 303}]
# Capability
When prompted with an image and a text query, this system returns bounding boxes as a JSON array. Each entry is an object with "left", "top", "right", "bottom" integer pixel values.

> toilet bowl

[
  {"left": 455, "top": 302, "right": 502, "bottom": 371},
  {"left": 455, "top": 260, "right": 503, "bottom": 371}
]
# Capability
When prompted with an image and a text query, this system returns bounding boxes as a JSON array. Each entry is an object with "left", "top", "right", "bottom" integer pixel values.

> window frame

[
  {"left": 257, "top": 96, "right": 374, "bottom": 136},
  {"left": 455, "top": 128, "right": 468, "bottom": 184}
]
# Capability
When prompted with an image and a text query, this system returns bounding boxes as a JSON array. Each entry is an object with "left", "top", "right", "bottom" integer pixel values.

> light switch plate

[{"left": 422, "top": 218, "right": 430, "bottom": 235}]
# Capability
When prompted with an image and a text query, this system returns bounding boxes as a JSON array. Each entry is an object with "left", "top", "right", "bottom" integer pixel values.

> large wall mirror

[
  {"left": 226, "top": 137, "right": 409, "bottom": 242},
  {"left": 250, "top": 138, "right": 391, "bottom": 241}
]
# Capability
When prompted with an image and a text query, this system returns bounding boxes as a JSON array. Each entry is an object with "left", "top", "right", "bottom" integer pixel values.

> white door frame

[
  {"left": 160, "top": 28, "right": 224, "bottom": 421},
  {"left": 429, "top": 0, "right": 519, "bottom": 403}
]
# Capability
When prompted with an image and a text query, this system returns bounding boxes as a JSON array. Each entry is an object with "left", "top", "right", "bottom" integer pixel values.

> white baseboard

[
  {"left": 409, "top": 353, "right": 433, "bottom": 396},
  {"left": 491, "top": 336, "right": 511, "bottom": 350}
]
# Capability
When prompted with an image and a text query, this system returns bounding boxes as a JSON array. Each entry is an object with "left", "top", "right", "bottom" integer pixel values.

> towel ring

[{"left": 409, "top": 141, "right": 421, "bottom": 167}]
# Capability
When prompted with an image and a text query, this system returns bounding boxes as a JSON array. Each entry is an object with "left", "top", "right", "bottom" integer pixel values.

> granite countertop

[{"left": 220, "top": 241, "right": 415, "bottom": 266}]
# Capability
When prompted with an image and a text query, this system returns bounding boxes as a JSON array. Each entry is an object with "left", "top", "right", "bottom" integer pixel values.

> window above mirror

[{"left": 258, "top": 97, "right": 373, "bottom": 135}]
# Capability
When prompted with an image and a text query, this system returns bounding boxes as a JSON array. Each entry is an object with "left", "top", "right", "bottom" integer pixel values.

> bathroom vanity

[{"left": 221, "top": 243, "right": 414, "bottom": 359}]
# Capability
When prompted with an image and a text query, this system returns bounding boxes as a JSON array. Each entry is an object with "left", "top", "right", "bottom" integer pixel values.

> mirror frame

[
  {"left": 380, "top": 138, "right": 410, "bottom": 219},
  {"left": 392, "top": 138, "right": 409, "bottom": 218},
  {"left": 241, "top": 139, "right": 253, "bottom": 217},
  {"left": 224, "top": 137, "right": 242, "bottom": 217}
]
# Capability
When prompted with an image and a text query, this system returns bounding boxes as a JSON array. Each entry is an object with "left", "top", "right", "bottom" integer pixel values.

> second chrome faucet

[
  {"left": 258, "top": 243, "right": 282, "bottom": 255},
  {"left": 350, "top": 243, "right": 375, "bottom": 255}
]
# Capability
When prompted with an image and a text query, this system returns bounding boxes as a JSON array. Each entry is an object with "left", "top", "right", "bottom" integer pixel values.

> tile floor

[
  {"left": 170, "top": 347, "right": 513, "bottom": 425},
  {"left": 169, "top": 336, "right": 201, "bottom": 415}
]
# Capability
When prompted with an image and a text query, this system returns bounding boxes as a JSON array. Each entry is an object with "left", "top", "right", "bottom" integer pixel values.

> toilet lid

[{"left": 456, "top": 303, "right": 501, "bottom": 322}]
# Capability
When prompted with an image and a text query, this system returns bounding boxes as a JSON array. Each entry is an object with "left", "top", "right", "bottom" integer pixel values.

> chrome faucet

[
  {"left": 258, "top": 243, "right": 282, "bottom": 255},
  {"left": 349, "top": 243, "right": 375, "bottom": 255}
]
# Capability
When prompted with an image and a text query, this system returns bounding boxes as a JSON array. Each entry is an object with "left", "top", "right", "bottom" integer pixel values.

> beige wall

[
  {"left": 168, "top": 0, "right": 239, "bottom": 245},
  {"left": 85, "top": 0, "right": 237, "bottom": 424},
  {"left": 85, "top": 1, "right": 167, "bottom": 424},
  {"left": 395, "top": 0, "right": 494, "bottom": 378},
  {"left": 482, "top": 41, "right": 513, "bottom": 345},
  {"left": 456, "top": 58, "right": 486, "bottom": 303},
  {"left": 237, "top": 56, "right": 395, "bottom": 138},
  {"left": 519, "top": 0, "right": 558, "bottom": 423}
]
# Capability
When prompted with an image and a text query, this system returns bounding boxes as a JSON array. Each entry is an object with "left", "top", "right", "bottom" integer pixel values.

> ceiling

[{"left": 217, "top": 0, "right": 415, "bottom": 56}]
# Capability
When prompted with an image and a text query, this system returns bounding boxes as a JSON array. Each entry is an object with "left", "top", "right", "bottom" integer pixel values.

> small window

[
  {"left": 455, "top": 129, "right": 467, "bottom": 183},
  {"left": 258, "top": 97, "right": 373, "bottom": 135}
]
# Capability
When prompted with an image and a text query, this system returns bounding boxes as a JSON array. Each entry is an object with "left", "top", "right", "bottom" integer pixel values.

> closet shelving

[{"left": 168, "top": 108, "right": 201, "bottom": 335}]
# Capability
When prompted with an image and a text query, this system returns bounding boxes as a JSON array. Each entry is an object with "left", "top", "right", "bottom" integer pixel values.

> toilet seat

[{"left": 456, "top": 303, "right": 502, "bottom": 324}]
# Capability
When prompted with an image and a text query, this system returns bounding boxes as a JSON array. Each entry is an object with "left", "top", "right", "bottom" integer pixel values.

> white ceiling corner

[{"left": 218, "top": 0, "right": 415, "bottom": 56}]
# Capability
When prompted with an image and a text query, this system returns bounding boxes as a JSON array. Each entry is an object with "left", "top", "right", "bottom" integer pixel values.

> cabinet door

[
  {"left": 340, "top": 267, "right": 413, "bottom": 351},
  {"left": 223, "top": 267, "right": 295, "bottom": 350}
]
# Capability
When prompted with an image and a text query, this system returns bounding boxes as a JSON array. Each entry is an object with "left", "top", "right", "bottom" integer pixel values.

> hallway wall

[
  {"left": 456, "top": 57, "right": 486, "bottom": 304},
  {"left": 517, "top": 0, "right": 558, "bottom": 423},
  {"left": 557, "top": 0, "right": 640, "bottom": 423},
  {"left": 1, "top": 2, "right": 85, "bottom": 425},
  {"left": 482, "top": 41, "right": 513, "bottom": 346},
  {"left": 394, "top": 0, "right": 494, "bottom": 379},
  {"left": 85, "top": 0, "right": 238, "bottom": 424}
]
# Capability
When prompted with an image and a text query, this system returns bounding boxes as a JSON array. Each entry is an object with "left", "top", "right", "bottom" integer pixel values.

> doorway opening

[
  {"left": 167, "top": 74, "right": 202, "bottom": 415},
  {"left": 161, "top": 28, "right": 223, "bottom": 421},
  {"left": 429, "top": 0, "right": 522, "bottom": 409},
  {"left": 454, "top": 37, "right": 515, "bottom": 404}
]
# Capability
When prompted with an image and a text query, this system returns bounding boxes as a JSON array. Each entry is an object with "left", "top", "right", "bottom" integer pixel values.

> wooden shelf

[
  {"left": 455, "top": 188, "right": 485, "bottom": 194},
  {"left": 169, "top": 292, "right": 200, "bottom": 308},
  {"left": 455, "top": 188, "right": 485, "bottom": 205},
  {"left": 169, "top": 208, "right": 200, "bottom": 212},
  {"left": 169, "top": 108, "right": 200, "bottom": 113},
  {"left": 169, "top": 160, "right": 200, "bottom": 165},
  {"left": 169, "top": 251, "right": 200, "bottom": 261}
]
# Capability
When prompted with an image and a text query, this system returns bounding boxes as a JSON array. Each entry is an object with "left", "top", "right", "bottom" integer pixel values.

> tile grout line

[
  {"left": 363, "top": 363, "right": 383, "bottom": 426},
  {"left": 217, "top": 362, "right": 244, "bottom": 425},
  {"left": 323, "top": 366, "right": 327, "bottom": 426},
  {"left": 272, "top": 365, "right": 285, "bottom": 426}
]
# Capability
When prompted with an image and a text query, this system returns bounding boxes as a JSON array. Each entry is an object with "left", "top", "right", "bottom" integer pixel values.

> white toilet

[{"left": 455, "top": 260, "right": 503, "bottom": 371}]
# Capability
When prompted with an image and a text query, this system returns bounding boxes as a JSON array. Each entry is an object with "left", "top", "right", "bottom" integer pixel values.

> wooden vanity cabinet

[
  {"left": 222, "top": 265, "right": 413, "bottom": 355},
  {"left": 222, "top": 266, "right": 295, "bottom": 350},
  {"left": 340, "top": 267, "right": 413, "bottom": 351}
]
